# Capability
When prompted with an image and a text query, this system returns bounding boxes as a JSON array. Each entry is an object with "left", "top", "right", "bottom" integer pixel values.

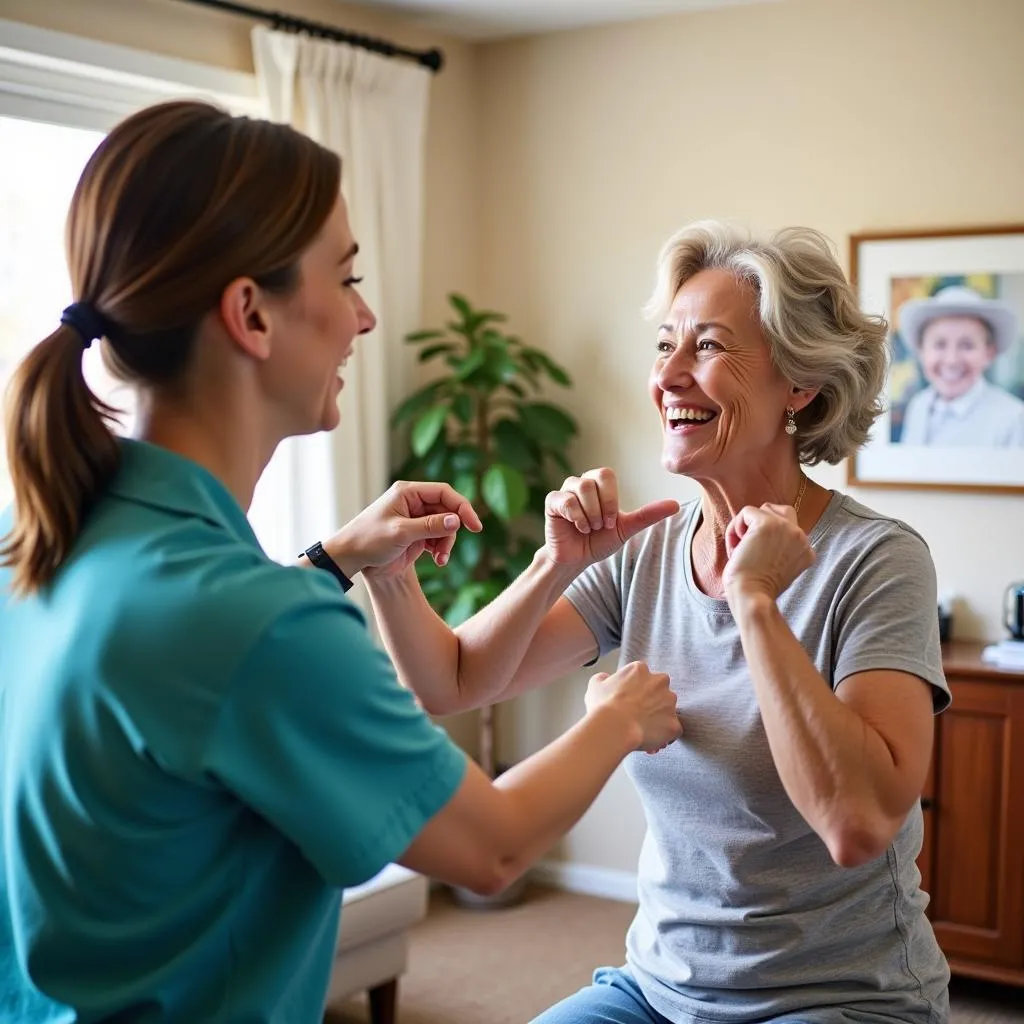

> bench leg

[{"left": 368, "top": 978, "right": 398, "bottom": 1024}]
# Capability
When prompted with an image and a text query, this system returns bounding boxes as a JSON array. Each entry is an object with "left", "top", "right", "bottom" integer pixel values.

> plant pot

[{"left": 450, "top": 871, "right": 530, "bottom": 910}]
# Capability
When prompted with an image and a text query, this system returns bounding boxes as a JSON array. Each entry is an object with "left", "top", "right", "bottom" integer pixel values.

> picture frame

[{"left": 848, "top": 224, "right": 1024, "bottom": 494}]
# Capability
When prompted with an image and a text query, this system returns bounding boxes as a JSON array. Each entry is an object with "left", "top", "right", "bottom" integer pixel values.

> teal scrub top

[{"left": 0, "top": 440, "right": 466, "bottom": 1023}]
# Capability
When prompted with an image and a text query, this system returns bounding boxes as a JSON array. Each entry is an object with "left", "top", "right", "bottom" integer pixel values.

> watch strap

[{"left": 301, "top": 541, "right": 354, "bottom": 592}]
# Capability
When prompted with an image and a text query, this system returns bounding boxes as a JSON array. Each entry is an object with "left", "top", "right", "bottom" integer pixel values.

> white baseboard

[{"left": 531, "top": 860, "right": 639, "bottom": 903}]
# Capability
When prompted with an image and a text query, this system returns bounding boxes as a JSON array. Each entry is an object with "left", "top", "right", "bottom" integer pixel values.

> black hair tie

[{"left": 60, "top": 302, "right": 110, "bottom": 349}]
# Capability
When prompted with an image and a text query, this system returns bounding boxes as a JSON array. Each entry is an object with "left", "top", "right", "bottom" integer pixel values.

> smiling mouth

[{"left": 664, "top": 407, "right": 717, "bottom": 431}]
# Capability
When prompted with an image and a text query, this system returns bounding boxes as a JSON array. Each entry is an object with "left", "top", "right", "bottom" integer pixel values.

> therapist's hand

[{"left": 323, "top": 481, "right": 483, "bottom": 581}]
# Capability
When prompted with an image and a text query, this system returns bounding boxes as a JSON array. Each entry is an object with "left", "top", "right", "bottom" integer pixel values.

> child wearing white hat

[{"left": 898, "top": 285, "right": 1024, "bottom": 446}]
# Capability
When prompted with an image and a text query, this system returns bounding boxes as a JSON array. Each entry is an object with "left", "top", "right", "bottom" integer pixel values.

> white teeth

[{"left": 666, "top": 407, "right": 714, "bottom": 423}]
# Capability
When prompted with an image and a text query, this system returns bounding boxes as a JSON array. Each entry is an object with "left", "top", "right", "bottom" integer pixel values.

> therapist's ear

[{"left": 219, "top": 278, "right": 273, "bottom": 361}]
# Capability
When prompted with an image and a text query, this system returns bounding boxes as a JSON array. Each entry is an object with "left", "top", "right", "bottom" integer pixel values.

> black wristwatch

[{"left": 300, "top": 541, "right": 354, "bottom": 593}]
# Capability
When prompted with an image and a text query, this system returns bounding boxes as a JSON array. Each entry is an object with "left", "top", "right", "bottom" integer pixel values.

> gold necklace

[{"left": 793, "top": 473, "right": 808, "bottom": 514}]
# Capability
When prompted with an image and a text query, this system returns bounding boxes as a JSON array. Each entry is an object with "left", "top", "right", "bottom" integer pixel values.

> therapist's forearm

[{"left": 365, "top": 549, "right": 579, "bottom": 715}]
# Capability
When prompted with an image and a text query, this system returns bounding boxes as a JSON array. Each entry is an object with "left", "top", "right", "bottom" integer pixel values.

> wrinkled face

[
  {"left": 917, "top": 315, "right": 995, "bottom": 402},
  {"left": 265, "top": 195, "right": 376, "bottom": 435},
  {"left": 649, "top": 268, "right": 792, "bottom": 477}
]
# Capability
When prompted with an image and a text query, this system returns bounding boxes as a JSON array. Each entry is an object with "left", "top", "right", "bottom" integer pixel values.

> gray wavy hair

[{"left": 644, "top": 221, "right": 888, "bottom": 466}]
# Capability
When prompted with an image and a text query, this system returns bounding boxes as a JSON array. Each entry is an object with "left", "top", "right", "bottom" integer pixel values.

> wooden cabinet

[{"left": 922, "top": 643, "right": 1024, "bottom": 985}]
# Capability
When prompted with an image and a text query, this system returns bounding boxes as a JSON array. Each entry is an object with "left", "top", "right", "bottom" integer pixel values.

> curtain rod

[{"left": 170, "top": 0, "right": 445, "bottom": 72}]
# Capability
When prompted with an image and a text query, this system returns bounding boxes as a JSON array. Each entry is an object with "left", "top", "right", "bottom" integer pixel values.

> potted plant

[{"left": 392, "top": 294, "right": 577, "bottom": 902}]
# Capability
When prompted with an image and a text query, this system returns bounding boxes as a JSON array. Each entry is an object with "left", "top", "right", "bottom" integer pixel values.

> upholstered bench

[{"left": 323, "top": 865, "right": 429, "bottom": 1024}]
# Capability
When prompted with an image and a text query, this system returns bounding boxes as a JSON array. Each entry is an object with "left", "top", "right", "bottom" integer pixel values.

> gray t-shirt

[{"left": 565, "top": 491, "right": 950, "bottom": 1024}]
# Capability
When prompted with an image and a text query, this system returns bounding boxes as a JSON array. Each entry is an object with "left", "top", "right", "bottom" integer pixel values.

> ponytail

[{"left": 1, "top": 325, "right": 120, "bottom": 595}]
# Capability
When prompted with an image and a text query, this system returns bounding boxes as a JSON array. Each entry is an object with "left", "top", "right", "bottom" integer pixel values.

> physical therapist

[{"left": 0, "top": 100, "right": 682, "bottom": 1023}]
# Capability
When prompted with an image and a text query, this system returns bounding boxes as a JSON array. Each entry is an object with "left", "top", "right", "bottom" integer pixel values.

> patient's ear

[{"left": 789, "top": 385, "right": 819, "bottom": 414}]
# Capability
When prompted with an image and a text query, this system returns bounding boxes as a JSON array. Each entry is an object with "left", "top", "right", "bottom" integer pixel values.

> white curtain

[{"left": 248, "top": 27, "right": 431, "bottom": 585}]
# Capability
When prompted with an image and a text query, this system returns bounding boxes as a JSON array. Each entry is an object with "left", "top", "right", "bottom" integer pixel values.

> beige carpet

[{"left": 328, "top": 885, "right": 1024, "bottom": 1024}]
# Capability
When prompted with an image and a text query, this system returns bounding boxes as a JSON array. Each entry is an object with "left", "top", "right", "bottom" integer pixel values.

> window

[
  {"left": 0, "top": 18, "right": 260, "bottom": 513},
  {"left": 0, "top": 115, "right": 114, "bottom": 511}
]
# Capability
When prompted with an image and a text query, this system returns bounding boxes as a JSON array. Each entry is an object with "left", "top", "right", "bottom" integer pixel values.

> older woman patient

[{"left": 366, "top": 222, "right": 950, "bottom": 1024}]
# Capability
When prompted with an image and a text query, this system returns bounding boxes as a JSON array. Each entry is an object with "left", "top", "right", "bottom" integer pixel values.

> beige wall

[{"left": 480, "top": 0, "right": 1024, "bottom": 872}]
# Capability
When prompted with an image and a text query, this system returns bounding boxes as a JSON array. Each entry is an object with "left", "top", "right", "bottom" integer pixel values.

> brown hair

[{"left": 1, "top": 100, "right": 341, "bottom": 595}]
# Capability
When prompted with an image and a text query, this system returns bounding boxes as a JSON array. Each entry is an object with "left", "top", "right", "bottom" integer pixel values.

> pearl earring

[{"left": 785, "top": 407, "right": 797, "bottom": 436}]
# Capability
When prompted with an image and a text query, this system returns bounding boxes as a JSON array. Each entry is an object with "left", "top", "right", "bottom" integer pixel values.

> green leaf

[
  {"left": 492, "top": 419, "right": 537, "bottom": 472},
  {"left": 480, "top": 328, "right": 511, "bottom": 351},
  {"left": 443, "top": 582, "right": 487, "bottom": 626},
  {"left": 482, "top": 463, "right": 528, "bottom": 522},
  {"left": 492, "top": 353, "right": 520, "bottom": 384},
  {"left": 418, "top": 343, "right": 457, "bottom": 363},
  {"left": 449, "top": 446, "right": 481, "bottom": 474},
  {"left": 528, "top": 485, "right": 549, "bottom": 517},
  {"left": 416, "top": 556, "right": 441, "bottom": 580},
  {"left": 452, "top": 529, "right": 483, "bottom": 572},
  {"left": 518, "top": 347, "right": 572, "bottom": 387},
  {"left": 538, "top": 354, "right": 572, "bottom": 387},
  {"left": 391, "top": 380, "right": 446, "bottom": 428},
  {"left": 448, "top": 293, "right": 473, "bottom": 322},
  {"left": 444, "top": 579, "right": 506, "bottom": 625},
  {"left": 393, "top": 452, "right": 421, "bottom": 481},
  {"left": 511, "top": 359, "right": 542, "bottom": 392},
  {"left": 452, "top": 393, "right": 474, "bottom": 424},
  {"left": 454, "top": 347, "right": 488, "bottom": 380},
  {"left": 453, "top": 472, "right": 478, "bottom": 503},
  {"left": 504, "top": 381, "right": 526, "bottom": 399},
  {"left": 469, "top": 311, "right": 508, "bottom": 331},
  {"left": 521, "top": 350, "right": 544, "bottom": 372},
  {"left": 443, "top": 558, "right": 472, "bottom": 591},
  {"left": 415, "top": 558, "right": 456, "bottom": 608},
  {"left": 405, "top": 329, "right": 445, "bottom": 344},
  {"left": 446, "top": 321, "right": 472, "bottom": 340},
  {"left": 518, "top": 402, "right": 578, "bottom": 447},
  {"left": 548, "top": 449, "right": 573, "bottom": 477},
  {"left": 423, "top": 441, "right": 449, "bottom": 480},
  {"left": 411, "top": 405, "right": 449, "bottom": 457},
  {"left": 483, "top": 515, "right": 509, "bottom": 552},
  {"left": 507, "top": 537, "right": 539, "bottom": 579}
]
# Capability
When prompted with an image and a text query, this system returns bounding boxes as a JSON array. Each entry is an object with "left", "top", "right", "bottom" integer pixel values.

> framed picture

[{"left": 848, "top": 225, "right": 1024, "bottom": 494}]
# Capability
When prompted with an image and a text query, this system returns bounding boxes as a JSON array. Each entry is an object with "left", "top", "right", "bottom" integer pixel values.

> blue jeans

[
  {"left": 529, "top": 966, "right": 916, "bottom": 1024},
  {"left": 530, "top": 967, "right": 671, "bottom": 1024}
]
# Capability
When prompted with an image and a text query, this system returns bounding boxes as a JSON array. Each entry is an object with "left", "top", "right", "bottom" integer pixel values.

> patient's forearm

[
  {"left": 366, "top": 550, "right": 579, "bottom": 714},
  {"left": 364, "top": 568, "right": 460, "bottom": 706}
]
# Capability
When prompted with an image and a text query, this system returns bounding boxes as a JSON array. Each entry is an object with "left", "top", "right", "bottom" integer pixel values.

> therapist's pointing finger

[
  {"left": 428, "top": 483, "right": 484, "bottom": 532},
  {"left": 412, "top": 512, "right": 463, "bottom": 542}
]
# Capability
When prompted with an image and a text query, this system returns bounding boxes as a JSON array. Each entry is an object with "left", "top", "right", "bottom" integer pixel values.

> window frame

[{"left": 0, "top": 17, "right": 262, "bottom": 131}]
